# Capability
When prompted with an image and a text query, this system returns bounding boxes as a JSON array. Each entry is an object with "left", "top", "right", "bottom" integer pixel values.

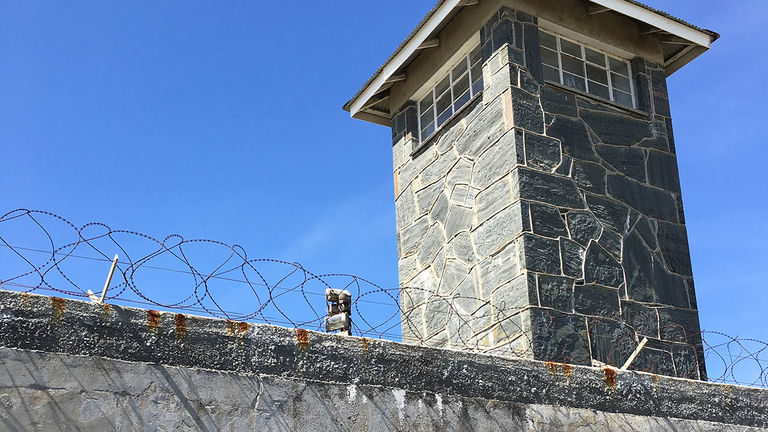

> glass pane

[
  {"left": 585, "top": 48, "right": 605, "bottom": 66},
  {"left": 471, "top": 77, "right": 483, "bottom": 95},
  {"left": 561, "top": 54, "right": 585, "bottom": 76},
  {"left": 454, "top": 90, "right": 471, "bottom": 112},
  {"left": 560, "top": 39, "right": 582, "bottom": 58},
  {"left": 436, "top": 75, "right": 451, "bottom": 97},
  {"left": 421, "top": 122, "right": 435, "bottom": 140},
  {"left": 587, "top": 81, "right": 610, "bottom": 100},
  {"left": 539, "top": 31, "right": 557, "bottom": 50},
  {"left": 470, "top": 62, "right": 482, "bottom": 89},
  {"left": 453, "top": 74, "right": 470, "bottom": 102},
  {"left": 541, "top": 47, "right": 559, "bottom": 68},
  {"left": 543, "top": 65, "right": 560, "bottom": 82},
  {"left": 609, "top": 57, "right": 629, "bottom": 76},
  {"left": 452, "top": 59, "right": 468, "bottom": 80},
  {"left": 420, "top": 108, "right": 434, "bottom": 128},
  {"left": 469, "top": 45, "right": 483, "bottom": 65},
  {"left": 586, "top": 64, "right": 608, "bottom": 85},
  {"left": 419, "top": 92, "right": 433, "bottom": 112},
  {"left": 437, "top": 106, "right": 453, "bottom": 127},
  {"left": 614, "top": 90, "right": 633, "bottom": 107},
  {"left": 611, "top": 72, "right": 631, "bottom": 93},
  {"left": 436, "top": 92, "right": 452, "bottom": 119},
  {"left": 563, "top": 72, "right": 586, "bottom": 91}
]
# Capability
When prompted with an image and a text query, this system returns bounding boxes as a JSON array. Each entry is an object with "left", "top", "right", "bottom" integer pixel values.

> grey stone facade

[
  {"left": 390, "top": 7, "right": 705, "bottom": 380},
  {"left": 1, "top": 290, "right": 766, "bottom": 431}
]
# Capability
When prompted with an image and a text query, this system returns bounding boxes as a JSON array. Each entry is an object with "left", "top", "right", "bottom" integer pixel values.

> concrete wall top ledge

[{"left": 0, "top": 289, "right": 766, "bottom": 429}]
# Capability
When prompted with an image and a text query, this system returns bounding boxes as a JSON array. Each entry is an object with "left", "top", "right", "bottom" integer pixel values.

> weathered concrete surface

[{"left": 1, "top": 290, "right": 767, "bottom": 431}]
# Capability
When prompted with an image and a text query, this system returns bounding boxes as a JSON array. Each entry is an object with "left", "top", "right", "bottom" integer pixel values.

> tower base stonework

[{"left": 391, "top": 7, "right": 706, "bottom": 380}]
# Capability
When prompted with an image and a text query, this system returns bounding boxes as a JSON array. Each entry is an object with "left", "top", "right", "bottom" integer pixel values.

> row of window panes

[
  {"left": 419, "top": 45, "right": 483, "bottom": 141},
  {"left": 539, "top": 30, "right": 635, "bottom": 108}
]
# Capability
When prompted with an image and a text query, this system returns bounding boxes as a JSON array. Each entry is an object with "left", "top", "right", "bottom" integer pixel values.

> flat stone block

[
  {"left": 574, "top": 284, "right": 620, "bottom": 319},
  {"left": 607, "top": 175, "right": 678, "bottom": 223},
  {"left": 515, "top": 167, "right": 585, "bottom": 209},
  {"left": 537, "top": 275, "right": 574, "bottom": 313}
]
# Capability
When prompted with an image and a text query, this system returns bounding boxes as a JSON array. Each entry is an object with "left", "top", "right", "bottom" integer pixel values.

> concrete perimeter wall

[{"left": 0, "top": 289, "right": 766, "bottom": 431}]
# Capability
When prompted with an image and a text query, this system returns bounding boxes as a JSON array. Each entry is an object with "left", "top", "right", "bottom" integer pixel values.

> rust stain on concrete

[
  {"left": 238, "top": 321, "right": 250, "bottom": 337},
  {"left": 51, "top": 297, "right": 66, "bottom": 322},
  {"left": 175, "top": 314, "right": 187, "bottom": 342},
  {"left": 361, "top": 337, "right": 370, "bottom": 354},
  {"left": 545, "top": 362, "right": 560, "bottom": 375},
  {"left": 226, "top": 320, "right": 237, "bottom": 337},
  {"left": 562, "top": 364, "right": 573, "bottom": 380},
  {"left": 602, "top": 367, "right": 617, "bottom": 389},
  {"left": 147, "top": 310, "right": 161, "bottom": 332},
  {"left": 296, "top": 328, "right": 309, "bottom": 350}
]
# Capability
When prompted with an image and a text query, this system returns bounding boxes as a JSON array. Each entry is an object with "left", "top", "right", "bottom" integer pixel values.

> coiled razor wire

[{"left": 0, "top": 208, "right": 765, "bottom": 388}]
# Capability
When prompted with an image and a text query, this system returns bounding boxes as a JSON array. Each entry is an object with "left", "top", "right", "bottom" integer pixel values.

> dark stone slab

[
  {"left": 511, "top": 87, "right": 544, "bottom": 133},
  {"left": 560, "top": 238, "right": 585, "bottom": 279},
  {"left": 555, "top": 156, "right": 572, "bottom": 175},
  {"left": 528, "top": 308, "right": 591, "bottom": 365},
  {"left": 567, "top": 211, "right": 602, "bottom": 246},
  {"left": 525, "top": 132, "right": 561, "bottom": 171},
  {"left": 686, "top": 278, "right": 698, "bottom": 310},
  {"left": 580, "top": 110, "right": 652, "bottom": 146},
  {"left": 587, "top": 318, "right": 637, "bottom": 367},
  {"left": 585, "top": 194, "right": 629, "bottom": 233},
  {"left": 530, "top": 203, "right": 569, "bottom": 238},
  {"left": 575, "top": 284, "right": 620, "bottom": 319},
  {"left": 623, "top": 232, "right": 689, "bottom": 308},
  {"left": 571, "top": 160, "right": 606, "bottom": 194},
  {"left": 621, "top": 301, "right": 659, "bottom": 338},
  {"left": 633, "top": 217, "right": 658, "bottom": 250},
  {"left": 522, "top": 22, "right": 543, "bottom": 84},
  {"left": 517, "top": 168, "right": 585, "bottom": 209},
  {"left": 638, "top": 120, "right": 670, "bottom": 151},
  {"left": 537, "top": 275, "right": 574, "bottom": 312},
  {"left": 651, "top": 69, "right": 671, "bottom": 117},
  {"left": 658, "top": 307, "right": 701, "bottom": 345},
  {"left": 666, "top": 117, "right": 676, "bottom": 153},
  {"left": 607, "top": 175, "right": 679, "bottom": 222},
  {"left": 492, "top": 18, "right": 514, "bottom": 51},
  {"left": 631, "top": 347, "right": 676, "bottom": 376},
  {"left": 656, "top": 222, "right": 693, "bottom": 276},
  {"left": 595, "top": 145, "right": 647, "bottom": 182},
  {"left": 584, "top": 242, "right": 624, "bottom": 288},
  {"left": 598, "top": 229, "right": 622, "bottom": 259},
  {"left": 671, "top": 343, "right": 701, "bottom": 380},
  {"left": 519, "top": 69, "right": 540, "bottom": 95},
  {"left": 521, "top": 234, "right": 561, "bottom": 274},
  {"left": 647, "top": 150, "right": 681, "bottom": 192},
  {"left": 541, "top": 86, "right": 578, "bottom": 117},
  {"left": 546, "top": 116, "right": 597, "bottom": 161}
]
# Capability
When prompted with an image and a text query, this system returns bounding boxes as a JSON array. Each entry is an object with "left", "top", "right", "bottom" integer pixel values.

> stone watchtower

[{"left": 344, "top": 0, "right": 717, "bottom": 380}]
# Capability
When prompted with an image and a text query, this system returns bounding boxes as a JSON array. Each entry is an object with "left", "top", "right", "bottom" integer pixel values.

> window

[
  {"left": 539, "top": 30, "right": 635, "bottom": 109},
  {"left": 418, "top": 44, "right": 483, "bottom": 142}
]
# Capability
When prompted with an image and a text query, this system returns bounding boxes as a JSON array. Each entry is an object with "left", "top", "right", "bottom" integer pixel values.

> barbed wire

[{"left": 0, "top": 208, "right": 765, "bottom": 389}]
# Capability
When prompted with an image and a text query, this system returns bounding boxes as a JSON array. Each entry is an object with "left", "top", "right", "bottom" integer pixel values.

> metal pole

[
  {"left": 621, "top": 337, "right": 649, "bottom": 371},
  {"left": 99, "top": 254, "right": 119, "bottom": 303}
]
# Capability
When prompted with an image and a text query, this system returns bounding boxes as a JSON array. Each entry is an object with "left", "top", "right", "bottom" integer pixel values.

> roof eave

[{"left": 346, "top": 0, "right": 717, "bottom": 121}]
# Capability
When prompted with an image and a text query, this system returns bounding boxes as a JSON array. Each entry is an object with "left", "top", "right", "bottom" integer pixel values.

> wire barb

[{"left": 0, "top": 208, "right": 766, "bottom": 389}]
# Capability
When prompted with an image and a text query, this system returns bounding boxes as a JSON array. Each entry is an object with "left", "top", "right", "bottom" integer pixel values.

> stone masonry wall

[
  {"left": 1, "top": 290, "right": 767, "bottom": 431},
  {"left": 390, "top": 7, "right": 706, "bottom": 380}
]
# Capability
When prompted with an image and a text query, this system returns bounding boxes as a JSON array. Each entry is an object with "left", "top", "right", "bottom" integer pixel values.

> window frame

[
  {"left": 415, "top": 42, "right": 484, "bottom": 144},
  {"left": 539, "top": 29, "right": 637, "bottom": 110}
]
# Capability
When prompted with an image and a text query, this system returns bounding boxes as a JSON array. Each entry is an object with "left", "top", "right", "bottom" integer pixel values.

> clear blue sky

[{"left": 1, "top": 1, "right": 766, "bottom": 341}]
